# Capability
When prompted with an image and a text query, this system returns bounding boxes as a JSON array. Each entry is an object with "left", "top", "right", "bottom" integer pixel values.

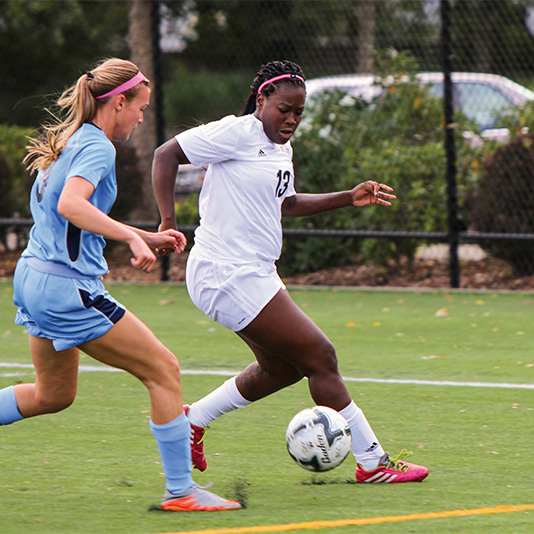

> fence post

[{"left": 440, "top": 0, "right": 460, "bottom": 288}]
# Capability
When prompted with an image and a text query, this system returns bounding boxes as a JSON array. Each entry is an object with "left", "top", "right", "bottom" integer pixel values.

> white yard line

[{"left": 1, "top": 362, "right": 533, "bottom": 389}]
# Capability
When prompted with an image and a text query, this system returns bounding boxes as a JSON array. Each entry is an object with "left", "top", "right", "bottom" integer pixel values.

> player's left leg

[
  {"left": 188, "top": 289, "right": 384, "bottom": 471},
  {"left": 241, "top": 289, "right": 390, "bottom": 470},
  {"left": 188, "top": 289, "right": 428, "bottom": 482},
  {"left": 238, "top": 288, "right": 352, "bottom": 409},
  {"left": 238, "top": 289, "right": 428, "bottom": 482},
  {"left": 0, "top": 336, "right": 79, "bottom": 424}
]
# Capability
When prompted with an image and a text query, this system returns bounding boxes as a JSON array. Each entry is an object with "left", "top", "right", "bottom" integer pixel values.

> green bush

[
  {"left": 0, "top": 150, "right": 13, "bottom": 241},
  {"left": 470, "top": 133, "right": 534, "bottom": 275},
  {"left": 175, "top": 193, "right": 200, "bottom": 226},
  {"left": 0, "top": 126, "right": 147, "bottom": 240},
  {"left": 174, "top": 193, "right": 200, "bottom": 251},
  {"left": 492, "top": 99, "right": 534, "bottom": 139},
  {"left": 281, "top": 56, "right": 483, "bottom": 276},
  {"left": 0, "top": 124, "right": 34, "bottom": 219}
]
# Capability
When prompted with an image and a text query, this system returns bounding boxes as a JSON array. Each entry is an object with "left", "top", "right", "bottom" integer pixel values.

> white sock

[
  {"left": 339, "top": 400, "right": 385, "bottom": 471},
  {"left": 188, "top": 376, "right": 251, "bottom": 428}
]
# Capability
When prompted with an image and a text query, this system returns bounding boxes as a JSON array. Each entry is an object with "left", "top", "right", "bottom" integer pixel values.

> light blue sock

[
  {"left": 0, "top": 386, "right": 24, "bottom": 425},
  {"left": 149, "top": 413, "right": 194, "bottom": 495}
]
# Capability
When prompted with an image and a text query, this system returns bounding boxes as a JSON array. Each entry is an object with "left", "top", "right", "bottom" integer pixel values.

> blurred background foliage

[
  {"left": 280, "top": 50, "right": 487, "bottom": 274},
  {"left": 4, "top": 0, "right": 534, "bottom": 128},
  {"left": 2, "top": 0, "right": 534, "bottom": 279}
]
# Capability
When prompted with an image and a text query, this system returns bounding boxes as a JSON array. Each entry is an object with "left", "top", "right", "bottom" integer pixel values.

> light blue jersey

[
  {"left": 22, "top": 122, "right": 117, "bottom": 277},
  {"left": 13, "top": 122, "right": 125, "bottom": 350}
]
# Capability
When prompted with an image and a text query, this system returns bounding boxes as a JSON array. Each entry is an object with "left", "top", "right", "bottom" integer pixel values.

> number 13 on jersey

[{"left": 276, "top": 169, "right": 291, "bottom": 198}]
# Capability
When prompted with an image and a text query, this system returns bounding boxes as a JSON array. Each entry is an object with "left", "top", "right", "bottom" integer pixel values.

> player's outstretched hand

[
  {"left": 351, "top": 181, "right": 396, "bottom": 207},
  {"left": 146, "top": 229, "right": 187, "bottom": 254},
  {"left": 155, "top": 223, "right": 184, "bottom": 257}
]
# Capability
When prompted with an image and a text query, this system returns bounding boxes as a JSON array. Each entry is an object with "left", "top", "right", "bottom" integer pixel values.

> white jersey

[{"left": 176, "top": 114, "right": 296, "bottom": 263}]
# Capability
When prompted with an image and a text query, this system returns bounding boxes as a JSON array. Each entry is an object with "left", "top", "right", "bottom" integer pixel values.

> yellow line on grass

[{"left": 158, "top": 504, "right": 534, "bottom": 534}]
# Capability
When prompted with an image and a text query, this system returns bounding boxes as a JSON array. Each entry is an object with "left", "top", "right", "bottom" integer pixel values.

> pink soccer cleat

[
  {"left": 356, "top": 449, "right": 429, "bottom": 483},
  {"left": 184, "top": 405, "right": 208, "bottom": 472}
]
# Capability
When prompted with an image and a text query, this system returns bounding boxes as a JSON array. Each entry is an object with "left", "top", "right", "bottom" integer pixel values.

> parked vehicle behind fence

[{"left": 305, "top": 72, "right": 534, "bottom": 144}]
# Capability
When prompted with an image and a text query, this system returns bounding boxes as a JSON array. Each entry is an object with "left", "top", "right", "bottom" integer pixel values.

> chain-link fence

[{"left": 2, "top": 0, "right": 534, "bottom": 288}]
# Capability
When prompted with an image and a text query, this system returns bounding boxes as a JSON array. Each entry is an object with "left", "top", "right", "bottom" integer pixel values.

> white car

[
  {"left": 175, "top": 163, "right": 205, "bottom": 194},
  {"left": 305, "top": 72, "right": 534, "bottom": 143}
]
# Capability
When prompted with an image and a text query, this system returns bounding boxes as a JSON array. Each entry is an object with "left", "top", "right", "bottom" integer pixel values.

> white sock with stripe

[{"left": 339, "top": 400, "right": 385, "bottom": 471}]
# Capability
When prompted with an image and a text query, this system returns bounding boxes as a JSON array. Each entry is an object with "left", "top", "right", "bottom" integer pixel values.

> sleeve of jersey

[
  {"left": 286, "top": 145, "right": 297, "bottom": 197},
  {"left": 175, "top": 115, "right": 240, "bottom": 167},
  {"left": 66, "top": 140, "right": 116, "bottom": 189}
]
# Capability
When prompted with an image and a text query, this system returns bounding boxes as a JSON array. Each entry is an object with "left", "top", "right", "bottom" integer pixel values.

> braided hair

[{"left": 241, "top": 60, "right": 306, "bottom": 115}]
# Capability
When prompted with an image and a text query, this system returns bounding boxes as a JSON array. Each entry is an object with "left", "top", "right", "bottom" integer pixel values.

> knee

[
  {"left": 163, "top": 350, "right": 181, "bottom": 384},
  {"left": 143, "top": 349, "right": 181, "bottom": 391},
  {"left": 303, "top": 340, "right": 339, "bottom": 376},
  {"left": 37, "top": 390, "right": 76, "bottom": 414}
]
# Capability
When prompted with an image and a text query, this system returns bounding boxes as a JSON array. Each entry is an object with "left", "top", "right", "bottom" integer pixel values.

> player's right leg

[
  {"left": 80, "top": 310, "right": 240, "bottom": 511},
  {"left": 238, "top": 290, "right": 428, "bottom": 481}
]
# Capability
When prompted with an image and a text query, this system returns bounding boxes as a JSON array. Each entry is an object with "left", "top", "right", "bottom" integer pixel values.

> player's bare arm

[
  {"left": 152, "top": 138, "right": 191, "bottom": 231},
  {"left": 282, "top": 181, "right": 395, "bottom": 217}
]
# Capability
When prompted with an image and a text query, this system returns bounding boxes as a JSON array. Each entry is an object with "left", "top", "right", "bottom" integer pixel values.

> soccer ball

[{"left": 286, "top": 406, "right": 352, "bottom": 472}]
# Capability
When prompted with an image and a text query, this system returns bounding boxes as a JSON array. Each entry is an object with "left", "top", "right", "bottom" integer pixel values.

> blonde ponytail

[{"left": 24, "top": 58, "right": 149, "bottom": 173}]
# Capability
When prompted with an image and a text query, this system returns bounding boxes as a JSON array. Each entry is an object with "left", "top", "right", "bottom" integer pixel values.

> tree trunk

[
  {"left": 128, "top": 0, "right": 158, "bottom": 221},
  {"left": 356, "top": 0, "right": 376, "bottom": 74}
]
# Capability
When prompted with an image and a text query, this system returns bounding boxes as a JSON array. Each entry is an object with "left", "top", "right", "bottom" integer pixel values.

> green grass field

[{"left": 1, "top": 281, "right": 533, "bottom": 534}]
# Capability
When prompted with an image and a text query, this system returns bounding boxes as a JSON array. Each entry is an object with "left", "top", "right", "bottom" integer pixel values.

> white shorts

[{"left": 186, "top": 250, "right": 286, "bottom": 331}]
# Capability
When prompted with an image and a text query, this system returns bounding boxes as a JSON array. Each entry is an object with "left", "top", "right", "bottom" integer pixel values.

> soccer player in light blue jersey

[{"left": 0, "top": 58, "right": 240, "bottom": 512}]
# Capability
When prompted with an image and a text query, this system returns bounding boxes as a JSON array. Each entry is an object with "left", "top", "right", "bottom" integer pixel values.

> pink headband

[
  {"left": 96, "top": 71, "right": 146, "bottom": 100},
  {"left": 257, "top": 73, "right": 305, "bottom": 95}
]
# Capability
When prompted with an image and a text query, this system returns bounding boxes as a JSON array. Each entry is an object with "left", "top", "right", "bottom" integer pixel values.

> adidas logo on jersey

[{"left": 257, "top": 149, "right": 267, "bottom": 157}]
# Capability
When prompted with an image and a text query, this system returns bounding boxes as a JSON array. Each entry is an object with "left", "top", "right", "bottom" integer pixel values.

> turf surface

[{"left": 1, "top": 281, "right": 533, "bottom": 533}]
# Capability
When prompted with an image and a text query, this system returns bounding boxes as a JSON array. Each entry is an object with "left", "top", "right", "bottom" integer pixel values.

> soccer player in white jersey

[
  {"left": 0, "top": 58, "right": 241, "bottom": 511},
  {"left": 152, "top": 60, "right": 428, "bottom": 484}
]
